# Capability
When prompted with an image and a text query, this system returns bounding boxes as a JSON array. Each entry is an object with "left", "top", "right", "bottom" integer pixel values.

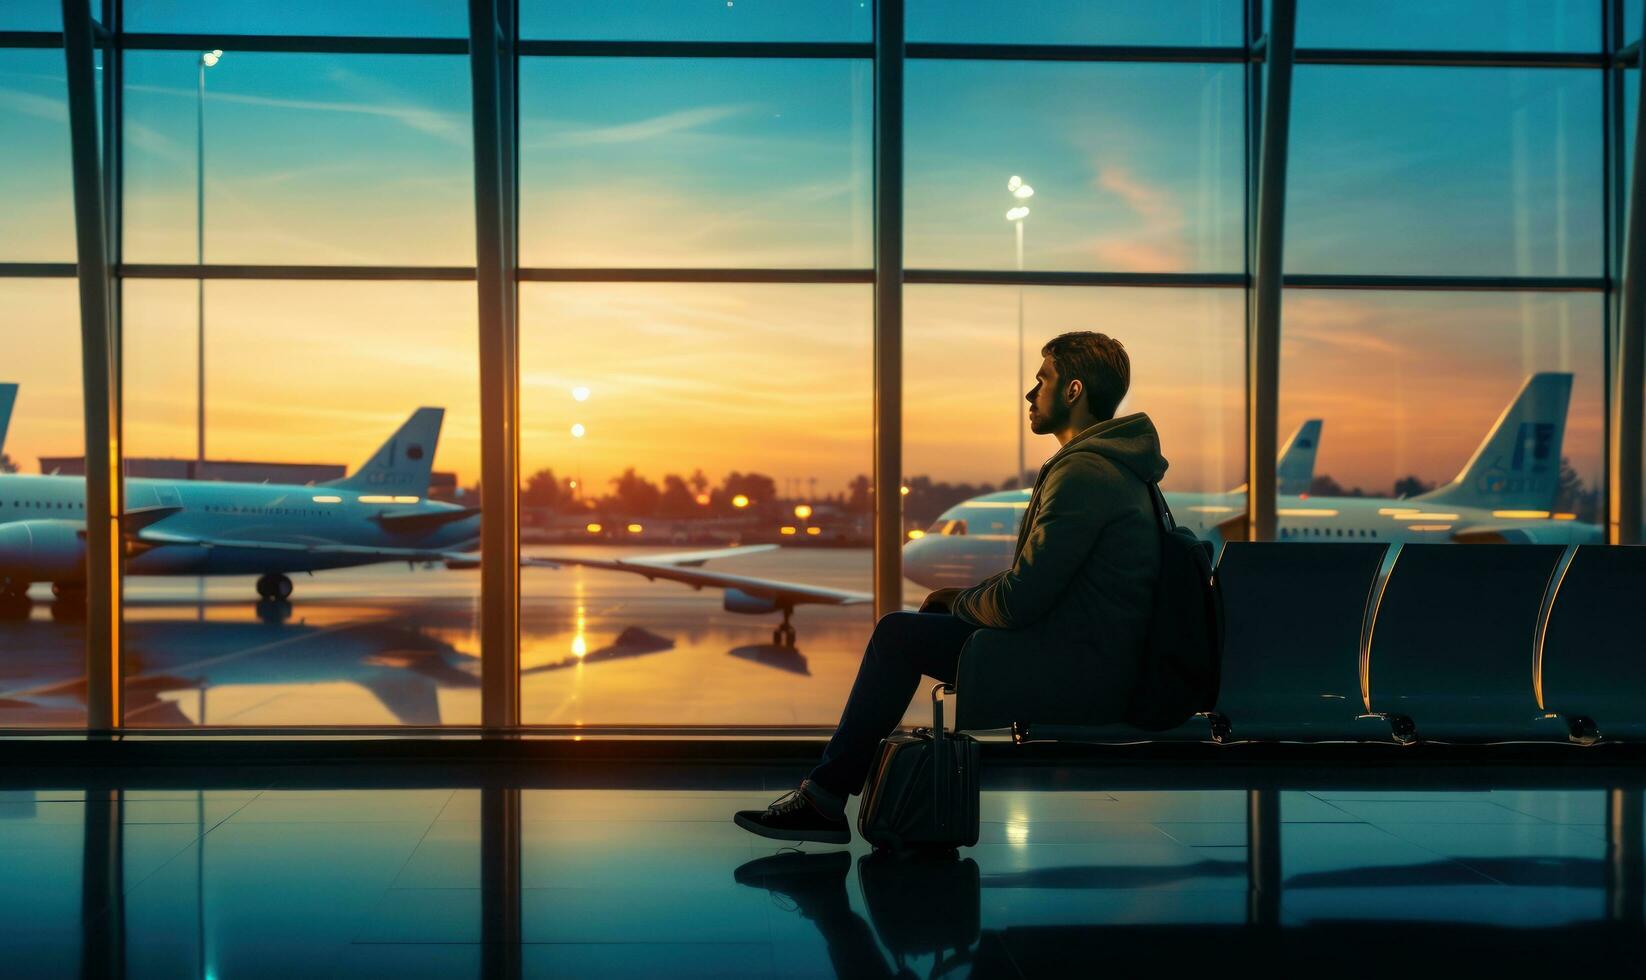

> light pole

[
  {"left": 1006, "top": 175, "right": 1034, "bottom": 486},
  {"left": 196, "top": 49, "right": 221, "bottom": 469},
  {"left": 571, "top": 386, "right": 589, "bottom": 503}
]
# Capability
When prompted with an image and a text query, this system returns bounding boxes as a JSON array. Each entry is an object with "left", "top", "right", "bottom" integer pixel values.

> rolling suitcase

[{"left": 857, "top": 683, "right": 980, "bottom": 852}]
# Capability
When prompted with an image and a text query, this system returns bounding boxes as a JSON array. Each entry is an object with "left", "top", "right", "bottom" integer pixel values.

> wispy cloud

[
  {"left": 529, "top": 104, "right": 753, "bottom": 148},
  {"left": 0, "top": 87, "right": 65, "bottom": 123},
  {"left": 125, "top": 82, "right": 469, "bottom": 146}
]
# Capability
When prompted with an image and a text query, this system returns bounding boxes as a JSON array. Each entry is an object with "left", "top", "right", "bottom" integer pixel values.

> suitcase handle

[
  {"left": 932, "top": 683, "right": 953, "bottom": 838},
  {"left": 931, "top": 682, "right": 950, "bottom": 735}
]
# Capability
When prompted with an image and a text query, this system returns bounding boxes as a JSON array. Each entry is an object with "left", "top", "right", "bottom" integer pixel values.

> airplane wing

[
  {"left": 136, "top": 528, "right": 473, "bottom": 565},
  {"left": 134, "top": 529, "right": 869, "bottom": 608},
  {"left": 523, "top": 550, "right": 871, "bottom": 607}
]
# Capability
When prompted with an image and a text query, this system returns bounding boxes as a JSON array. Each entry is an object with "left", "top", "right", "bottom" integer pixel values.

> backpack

[{"left": 1124, "top": 483, "right": 1224, "bottom": 731}]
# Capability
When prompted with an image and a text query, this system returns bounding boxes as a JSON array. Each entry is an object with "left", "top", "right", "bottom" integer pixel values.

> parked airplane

[
  {"left": 0, "top": 393, "right": 862, "bottom": 646},
  {"left": 0, "top": 407, "right": 482, "bottom": 602},
  {"left": 903, "top": 373, "right": 1599, "bottom": 590}
]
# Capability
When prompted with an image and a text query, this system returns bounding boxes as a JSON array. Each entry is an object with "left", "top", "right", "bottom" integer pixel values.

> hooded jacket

[{"left": 949, "top": 412, "right": 1168, "bottom": 708}]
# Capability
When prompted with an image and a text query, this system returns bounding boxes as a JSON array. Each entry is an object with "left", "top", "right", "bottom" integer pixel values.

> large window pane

[
  {"left": 523, "top": 0, "right": 871, "bottom": 42},
  {"left": 0, "top": 1, "right": 61, "bottom": 30},
  {"left": 123, "top": 52, "right": 474, "bottom": 266},
  {"left": 0, "top": 279, "right": 85, "bottom": 727},
  {"left": 125, "top": 1, "right": 466, "bottom": 36},
  {"left": 120, "top": 280, "right": 481, "bottom": 727},
  {"left": 908, "top": 0, "right": 1241, "bottom": 46},
  {"left": 1287, "top": 67, "right": 1602, "bottom": 277},
  {"left": 906, "top": 61, "right": 1243, "bottom": 272},
  {"left": 1297, "top": 1, "right": 1601, "bottom": 53},
  {"left": 519, "top": 283, "right": 871, "bottom": 726},
  {"left": 0, "top": 49, "right": 74, "bottom": 262},
  {"left": 519, "top": 58, "right": 870, "bottom": 268},
  {"left": 1273, "top": 290, "right": 1603, "bottom": 543},
  {"left": 901, "top": 285, "right": 1244, "bottom": 605}
]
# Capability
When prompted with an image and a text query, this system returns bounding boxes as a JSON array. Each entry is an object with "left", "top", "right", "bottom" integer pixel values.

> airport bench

[
  {"left": 951, "top": 543, "right": 1645, "bottom": 747},
  {"left": 1539, "top": 544, "right": 1646, "bottom": 742},
  {"left": 1364, "top": 544, "right": 1567, "bottom": 743},
  {"left": 952, "top": 542, "right": 1390, "bottom": 743}
]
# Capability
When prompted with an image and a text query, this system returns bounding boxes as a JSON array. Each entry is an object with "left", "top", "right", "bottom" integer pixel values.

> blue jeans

[{"left": 807, "top": 611, "right": 980, "bottom": 799}]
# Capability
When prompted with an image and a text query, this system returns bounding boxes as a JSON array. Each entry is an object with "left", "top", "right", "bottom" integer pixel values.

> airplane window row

[
  {"left": 7, "top": 501, "right": 84, "bottom": 510},
  {"left": 1280, "top": 527, "right": 1379, "bottom": 539},
  {"left": 202, "top": 505, "right": 333, "bottom": 517}
]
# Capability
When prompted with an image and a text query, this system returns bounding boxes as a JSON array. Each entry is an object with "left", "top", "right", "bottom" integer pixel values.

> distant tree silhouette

[
  {"left": 1554, "top": 456, "right": 1601, "bottom": 523},
  {"left": 1391, "top": 474, "right": 1434, "bottom": 499},
  {"left": 846, "top": 474, "right": 872, "bottom": 513},
  {"left": 658, "top": 473, "right": 699, "bottom": 517},
  {"left": 1309, "top": 474, "right": 1367, "bottom": 498},
  {"left": 902, "top": 475, "right": 999, "bottom": 526},
  {"left": 521, "top": 467, "right": 573, "bottom": 509},
  {"left": 0, "top": 453, "right": 16, "bottom": 474},
  {"left": 606, "top": 467, "right": 662, "bottom": 516}
]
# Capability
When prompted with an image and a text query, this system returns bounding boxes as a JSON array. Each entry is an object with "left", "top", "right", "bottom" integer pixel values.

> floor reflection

[{"left": 20, "top": 784, "right": 1641, "bottom": 978}]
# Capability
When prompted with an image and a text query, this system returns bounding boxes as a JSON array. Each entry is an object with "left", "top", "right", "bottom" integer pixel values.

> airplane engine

[
  {"left": 0, "top": 520, "right": 86, "bottom": 581},
  {"left": 723, "top": 588, "right": 779, "bottom": 615}
]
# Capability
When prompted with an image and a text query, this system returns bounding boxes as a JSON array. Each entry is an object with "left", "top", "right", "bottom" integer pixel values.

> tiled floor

[{"left": 0, "top": 779, "right": 1640, "bottom": 977}]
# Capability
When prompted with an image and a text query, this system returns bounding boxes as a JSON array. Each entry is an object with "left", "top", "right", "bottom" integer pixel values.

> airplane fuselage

[
  {"left": 901, "top": 488, "right": 1602, "bottom": 590},
  {"left": 0, "top": 474, "right": 480, "bottom": 583}
]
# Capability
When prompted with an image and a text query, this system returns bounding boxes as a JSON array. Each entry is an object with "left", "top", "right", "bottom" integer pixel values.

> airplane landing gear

[
  {"left": 771, "top": 607, "right": 797, "bottom": 649},
  {"left": 51, "top": 581, "right": 85, "bottom": 600},
  {"left": 255, "top": 573, "right": 294, "bottom": 601}
]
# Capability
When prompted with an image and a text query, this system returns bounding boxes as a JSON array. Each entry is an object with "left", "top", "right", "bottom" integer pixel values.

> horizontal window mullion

[
  {"left": 906, "top": 270, "right": 1246, "bottom": 288},
  {"left": 517, "top": 40, "right": 872, "bottom": 59},
  {"left": 1284, "top": 274, "right": 1608, "bottom": 291},
  {"left": 0, "top": 262, "right": 76, "bottom": 277},
  {"left": 1294, "top": 47, "right": 1607, "bottom": 68},
  {"left": 516, "top": 267, "right": 872, "bottom": 283},
  {"left": 120, "top": 263, "right": 477, "bottom": 281},
  {"left": 0, "top": 30, "right": 62, "bottom": 48},
  {"left": 117, "top": 32, "right": 467, "bottom": 54},
  {"left": 906, "top": 42, "right": 1247, "bottom": 63}
]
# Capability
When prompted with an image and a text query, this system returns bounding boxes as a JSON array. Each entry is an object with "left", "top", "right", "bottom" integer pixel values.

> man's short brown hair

[{"left": 1041, "top": 331, "right": 1130, "bottom": 420}]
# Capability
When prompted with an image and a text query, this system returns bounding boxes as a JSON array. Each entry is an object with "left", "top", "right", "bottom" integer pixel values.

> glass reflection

[
  {"left": 906, "top": 61, "right": 1243, "bottom": 272},
  {"left": 901, "top": 285, "right": 1242, "bottom": 602},
  {"left": 522, "top": 0, "right": 871, "bottom": 42},
  {"left": 520, "top": 283, "right": 873, "bottom": 725},
  {"left": 1288, "top": 67, "right": 1601, "bottom": 276},
  {"left": 0, "top": 49, "right": 75, "bottom": 261},
  {"left": 907, "top": 0, "right": 1242, "bottom": 46},
  {"left": 1297, "top": 0, "right": 1601, "bottom": 53},
  {"left": 117, "top": 280, "right": 480, "bottom": 725},
  {"left": 0, "top": 280, "right": 85, "bottom": 727},
  {"left": 122, "top": 52, "right": 475, "bottom": 265},
  {"left": 519, "top": 58, "right": 871, "bottom": 268}
]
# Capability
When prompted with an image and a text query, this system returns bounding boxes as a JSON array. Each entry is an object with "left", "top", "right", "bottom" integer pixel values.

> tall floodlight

[
  {"left": 196, "top": 49, "right": 222, "bottom": 467},
  {"left": 1006, "top": 175, "right": 1034, "bottom": 486}
]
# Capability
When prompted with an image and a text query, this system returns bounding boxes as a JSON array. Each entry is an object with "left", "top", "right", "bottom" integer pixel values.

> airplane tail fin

[
  {"left": 1276, "top": 418, "right": 1322, "bottom": 496},
  {"left": 324, "top": 407, "right": 444, "bottom": 495},
  {"left": 0, "top": 383, "right": 17, "bottom": 461},
  {"left": 1415, "top": 372, "right": 1572, "bottom": 512}
]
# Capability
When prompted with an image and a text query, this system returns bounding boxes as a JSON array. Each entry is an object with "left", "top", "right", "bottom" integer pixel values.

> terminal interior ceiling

[{"left": 1, "top": 0, "right": 1645, "bottom": 733}]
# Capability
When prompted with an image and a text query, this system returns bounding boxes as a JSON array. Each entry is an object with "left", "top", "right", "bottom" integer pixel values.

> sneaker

[{"left": 733, "top": 788, "right": 851, "bottom": 844}]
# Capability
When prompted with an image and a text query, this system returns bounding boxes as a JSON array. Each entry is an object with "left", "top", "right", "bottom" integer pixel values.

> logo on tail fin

[
  {"left": 1416, "top": 373, "right": 1572, "bottom": 512},
  {"left": 324, "top": 407, "right": 445, "bottom": 494}
]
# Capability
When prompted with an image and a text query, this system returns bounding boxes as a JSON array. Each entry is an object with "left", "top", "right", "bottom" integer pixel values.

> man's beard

[{"left": 1029, "top": 398, "right": 1068, "bottom": 435}]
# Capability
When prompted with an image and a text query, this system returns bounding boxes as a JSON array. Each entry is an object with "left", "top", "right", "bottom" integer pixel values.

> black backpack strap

[{"left": 1147, "top": 482, "right": 1176, "bottom": 532}]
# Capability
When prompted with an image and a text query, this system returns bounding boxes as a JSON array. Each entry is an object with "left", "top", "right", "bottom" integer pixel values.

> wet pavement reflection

[
  {"left": 4, "top": 783, "right": 1640, "bottom": 977},
  {"left": 0, "top": 549, "right": 893, "bottom": 727}
]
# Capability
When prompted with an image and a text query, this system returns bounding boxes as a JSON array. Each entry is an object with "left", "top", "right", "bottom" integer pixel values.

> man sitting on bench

[{"left": 735, "top": 331, "right": 1168, "bottom": 843}]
